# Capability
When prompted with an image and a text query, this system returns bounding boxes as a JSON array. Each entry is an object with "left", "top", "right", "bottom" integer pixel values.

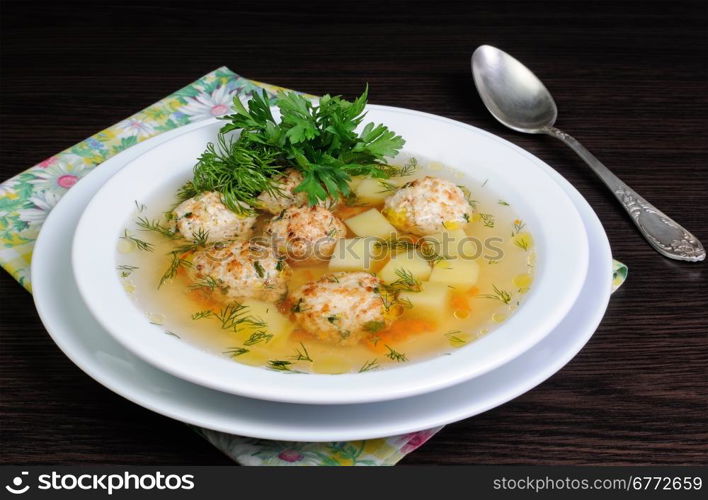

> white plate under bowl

[
  {"left": 32, "top": 119, "right": 611, "bottom": 441},
  {"left": 71, "top": 107, "right": 589, "bottom": 405}
]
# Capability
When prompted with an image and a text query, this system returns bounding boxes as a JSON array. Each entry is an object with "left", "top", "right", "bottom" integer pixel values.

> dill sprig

[
  {"left": 267, "top": 360, "right": 294, "bottom": 372},
  {"left": 478, "top": 284, "right": 512, "bottom": 304},
  {"left": 191, "top": 310, "right": 213, "bottom": 320},
  {"left": 253, "top": 260, "right": 266, "bottom": 278},
  {"left": 187, "top": 134, "right": 284, "bottom": 215},
  {"left": 359, "top": 359, "right": 380, "bottom": 372},
  {"left": 512, "top": 219, "right": 527, "bottom": 236},
  {"left": 384, "top": 345, "right": 407, "bottom": 362},
  {"left": 444, "top": 330, "right": 469, "bottom": 347},
  {"left": 224, "top": 347, "right": 249, "bottom": 358},
  {"left": 363, "top": 320, "right": 386, "bottom": 333},
  {"left": 188, "top": 275, "right": 222, "bottom": 293},
  {"left": 158, "top": 253, "right": 192, "bottom": 288},
  {"left": 157, "top": 229, "right": 210, "bottom": 288},
  {"left": 377, "top": 179, "right": 399, "bottom": 193},
  {"left": 120, "top": 229, "right": 154, "bottom": 252},
  {"left": 290, "top": 342, "right": 313, "bottom": 362},
  {"left": 479, "top": 213, "right": 495, "bottom": 228},
  {"left": 388, "top": 268, "right": 422, "bottom": 292},
  {"left": 243, "top": 330, "right": 273, "bottom": 346},
  {"left": 387, "top": 157, "right": 418, "bottom": 177},
  {"left": 117, "top": 264, "right": 138, "bottom": 277},
  {"left": 136, "top": 216, "right": 178, "bottom": 239},
  {"left": 213, "top": 303, "right": 266, "bottom": 333},
  {"left": 377, "top": 288, "right": 398, "bottom": 313}
]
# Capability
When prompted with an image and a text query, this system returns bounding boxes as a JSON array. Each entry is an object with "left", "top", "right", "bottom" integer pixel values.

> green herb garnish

[
  {"left": 183, "top": 87, "right": 405, "bottom": 212},
  {"left": 188, "top": 275, "right": 222, "bottom": 293},
  {"left": 224, "top": 347, "right": 249, "bottom": 358},
  {"left": 478, "top": 284, "right": 512, "bottom": 304},
  {"left": 243, "top": 330, "right": 273, "bottom": 346},
  {"left": 117, "top": 264, "right": 138, "bottom": 277},
  {"left": 388, "top": 268, "right": 422, "bottom": 292},
  {"left": 290, "top": 342, "right": 313, "bottom": 362},
  {"left": 253, "top": 260, "right": 266, "bottom": 278},
  {"left": 384, "top": 345, "right": 407, "bottom": 362},
  {"left": 158, "top": 253, "right": 192, "bottom": 288},
  {"left": 267, "top": 360, "right": 294, "bottom": 372},
  {"left": 120, "top": 229, "right": 154, "bottom": 252},
  {"left": 444, "top": 330, "right": 468, "bottom": 347},
  {"left": 363, "top": 320, "right": 386, "bottom": 333},
  {"left": 479, "top": 213, "right": 495, "bottom": 228},
  {"left": 359, "top": 359, "right": 380, "bottom": 372},
  {"left": 136, "top": 216, "right": 178, "bottom": 239}
]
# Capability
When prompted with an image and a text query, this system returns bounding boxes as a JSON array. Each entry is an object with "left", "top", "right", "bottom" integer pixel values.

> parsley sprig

[{"left": 185, "top": 87, "right": 405, "bottom": 211}]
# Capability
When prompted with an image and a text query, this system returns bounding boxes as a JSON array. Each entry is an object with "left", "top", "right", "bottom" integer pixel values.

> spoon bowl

[
  {"left": 472, "top": 45, "right": 557, "bottom": 133},
  {"left": 471, "top": 44, "right": 705, "bottom": 262}
]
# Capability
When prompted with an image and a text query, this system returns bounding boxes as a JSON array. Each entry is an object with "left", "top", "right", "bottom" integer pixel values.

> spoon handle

[{"left": 544, "top": 126, "right": 705, "bottom": 262}]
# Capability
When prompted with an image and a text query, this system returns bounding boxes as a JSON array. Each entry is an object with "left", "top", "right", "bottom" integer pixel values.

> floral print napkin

[{"left": 0, "top": 67, "right": 627, "bottom": 465}]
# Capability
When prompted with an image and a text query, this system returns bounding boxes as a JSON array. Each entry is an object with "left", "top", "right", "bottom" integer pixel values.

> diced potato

[
  {"left": 240, "top": 299, "right": 293, "bottom": 345},
  {"left": 344, "top": 208, "right": 397, "bottom": 239},
  {"left": 347, "top": 175, "right": 365, "bottom": 192},
  {"left": 422, "top": 228, "right": 478, "bottom": 259},
  {"left": 428, "top": 257, "right": 480, "bottom": 290},
  {"left": 379, "top": 251, "right": 432, "bottom": 284},
  {"left": 329, "top": 238, "right": 386, "bottom": 273},
  {"left": 354, "top": 178, "right": 391, "bottom": 205},
  {"left": 399, "top": 282, "right": 451, "bottom": 319}
]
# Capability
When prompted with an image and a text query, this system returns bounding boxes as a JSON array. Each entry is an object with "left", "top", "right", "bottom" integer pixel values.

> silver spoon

[{"left": 471, "top": 44, "right": 705, "bottom": 262}]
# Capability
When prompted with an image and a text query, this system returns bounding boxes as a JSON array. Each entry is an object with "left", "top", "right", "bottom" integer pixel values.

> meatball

[
  {"left": 256, "top": 168, "right": 309, "bottom": 215},
  {"left": 256, "top": 168, "right": 339, "bottom": 214},
  {"left": 290, "top": 272, "right": 392, "bottom": 345},
  {"left": 264, "top": 205, "right": 346, "bottom": 265},
  {"left": 173, "top": 191, "right": 257, "bottom": 242},
  {"left": 382, "top": 176, "right": 472, "bottom": 236},
  {"left": 190, "top": 240, "right": 291, "bottom": 303}
]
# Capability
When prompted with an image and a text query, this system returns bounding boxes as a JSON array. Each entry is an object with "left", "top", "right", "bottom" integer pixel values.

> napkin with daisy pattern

[{"left": 0, "top": 67, "right": 627, "bottom": 465}]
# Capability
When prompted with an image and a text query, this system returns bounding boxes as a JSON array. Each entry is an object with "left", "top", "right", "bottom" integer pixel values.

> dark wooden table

[{"left": 1, "top": 0, "right": 706, "bottom": 465}]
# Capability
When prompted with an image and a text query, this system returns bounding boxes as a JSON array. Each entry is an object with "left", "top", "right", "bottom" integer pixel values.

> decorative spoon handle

[{"left": 544, "top": 126, "right": 705, "bottom": 262}]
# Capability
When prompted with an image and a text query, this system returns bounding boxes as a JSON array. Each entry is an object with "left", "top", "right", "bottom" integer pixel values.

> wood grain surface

[{"left": 1, "top": 0, "right": 706, "bottom": 465}]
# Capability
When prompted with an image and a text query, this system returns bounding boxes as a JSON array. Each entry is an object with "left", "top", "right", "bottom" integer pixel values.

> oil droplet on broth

[
  {"left": 492, "top": 313, "right": 507, "bottom": 323},
  {"left": 117, "top": 240, "right": 135, "bottom": 254},
  {"left": 148, "top": 313, "right": 166, "bottom": 325},
  {"left": 513, "top": 273, "right": 533, "bottom": 293}
]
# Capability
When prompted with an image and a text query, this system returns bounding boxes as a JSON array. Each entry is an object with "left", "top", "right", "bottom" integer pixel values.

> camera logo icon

[{"left": 5, "top": 472, "right": 30, "bottom": 495}]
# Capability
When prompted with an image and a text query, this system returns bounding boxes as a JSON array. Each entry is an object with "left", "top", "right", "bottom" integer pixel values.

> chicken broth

[{"left": 116, "top": 158, "right": 535, "bottom": 374}]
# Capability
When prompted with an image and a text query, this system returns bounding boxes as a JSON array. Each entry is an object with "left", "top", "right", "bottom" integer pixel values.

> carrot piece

[
  {"left": 333, "top": 205, "right": 370, "bottom": 220},
  {"left": 364, "top": 319, "right": 436, "bottom": 352}
]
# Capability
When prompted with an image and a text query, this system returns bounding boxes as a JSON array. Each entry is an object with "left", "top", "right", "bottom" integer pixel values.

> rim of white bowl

[{"left": 72, "top": 106, "right": 589, "bottom": 405}]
